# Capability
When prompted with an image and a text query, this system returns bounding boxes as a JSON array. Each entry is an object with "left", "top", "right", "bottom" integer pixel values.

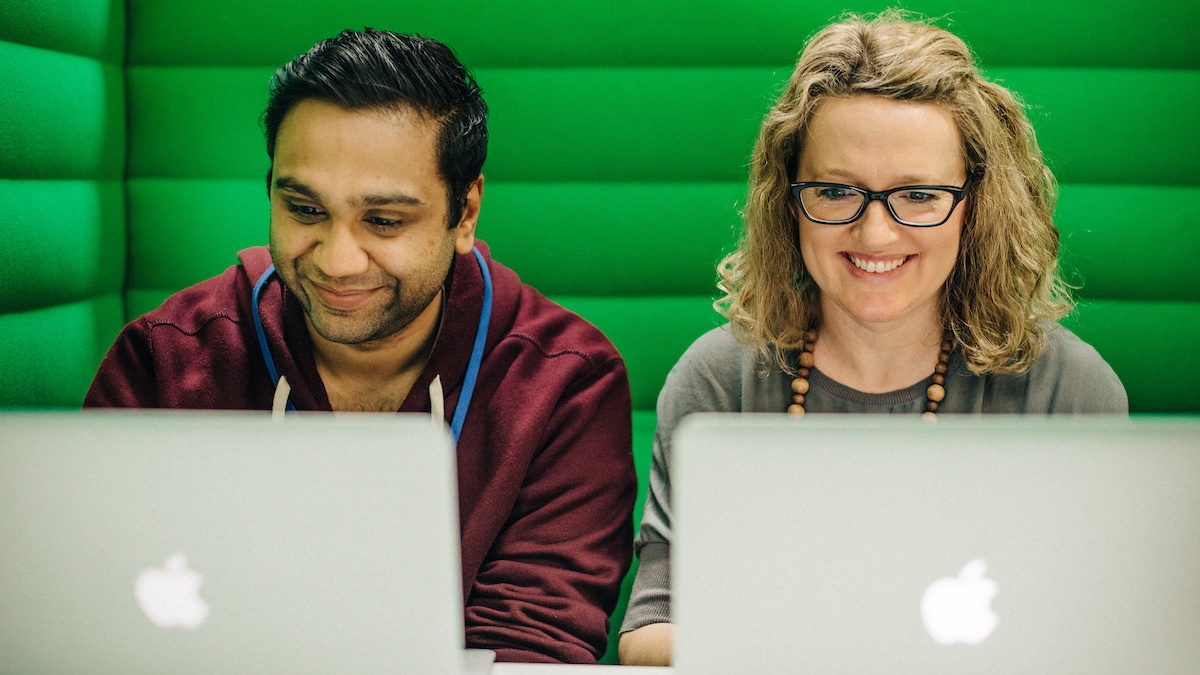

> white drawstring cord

[
  {"left": 429, "top": 375, "right": 445, "bottom": 425},
  {"left": 272, "top": 376, "right": 291, "bottom": 420},
  {"left": 270, "top": 374, "right": 444, "bottom": 423}
]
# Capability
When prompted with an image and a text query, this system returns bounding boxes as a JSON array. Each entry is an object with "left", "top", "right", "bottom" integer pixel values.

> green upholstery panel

[
  {"left": 483, "top": 67, "right": 774, "bottom": 183},
  {"left": 1063, "top": 301, "right": 1200, "bottom": 413},
  {"left": 127, "top": 0, "right": 1199, "bottom": 70},
  {"left": 0, "top": 180, "right": 125, "bottom": 314},
  {"left": 124, "top": 65, "right": 1200, "bottom": 186},
  {"left": 0, "top": 296, "right": 126, "bottom": 408},
  {"left": 126, "top": 67, "right": 273, "bottom": 180},
  {"left": 0, "top": 41, "right": 125, "bottom": 180},
  {"left": 998, "top": 69, "right": 1200, "bottom": 187},
  {"left": 488, "top": 67, "right": 1200, "bottom": 186},
  {"left": 0, "top": 0, "right": 124, "bottom": 62},
  {"left": 1057, "top": 186, "right": 1200, "bottom": 302},
  {"left": 126, "top": 178, "right": 267, "bottom": 290},
  {"left": 125, "top": 290, "right": 173, "bottom": 322},
  {"left": 0, "top": 0, "right": 126, "bottom": 411}
]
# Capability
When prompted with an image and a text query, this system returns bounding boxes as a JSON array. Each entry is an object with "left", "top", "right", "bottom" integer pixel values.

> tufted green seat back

[
  {"left": 2, "top": 0, "right": 1198, "bottom": 662},
  {"left": 0, "top": 0, "right": 126, "bottom": 408},
  {"left": 5, "top": 1, "right": 1198, "bottom": 415}
]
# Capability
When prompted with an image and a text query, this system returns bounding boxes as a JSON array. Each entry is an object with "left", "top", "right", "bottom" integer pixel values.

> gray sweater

[{"left": 621, "top": 322, "right": 1128, "bottom": 632}]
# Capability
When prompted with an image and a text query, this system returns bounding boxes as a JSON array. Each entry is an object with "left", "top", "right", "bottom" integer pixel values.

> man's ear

[{"left": 454, "top": 174, "right": 483, "bottom": 255}]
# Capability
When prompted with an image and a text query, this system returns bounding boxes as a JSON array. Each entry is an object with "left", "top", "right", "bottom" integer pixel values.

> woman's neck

[{"left": 811, "top": 308, "right": 944, "bottom": 394}]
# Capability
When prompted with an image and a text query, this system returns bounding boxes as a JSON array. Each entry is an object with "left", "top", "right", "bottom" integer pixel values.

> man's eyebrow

[
  {"left": 358, "top": 193, "right": 424, "bottom": 207},
  {"left": 273, "top": 177, "right": 423, "bottom": 208},
  {"left": 273, "top": 177, "right": 319, "bottom": 200}
]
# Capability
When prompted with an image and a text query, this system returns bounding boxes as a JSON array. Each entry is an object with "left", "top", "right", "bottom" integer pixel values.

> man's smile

[{"left": 309, "top": 281, "right": 384, "bottom": 311}]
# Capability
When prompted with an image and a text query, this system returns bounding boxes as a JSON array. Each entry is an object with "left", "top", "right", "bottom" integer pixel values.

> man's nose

[{"left": 313, "top": 222, "right": 370, "bottom": 279}]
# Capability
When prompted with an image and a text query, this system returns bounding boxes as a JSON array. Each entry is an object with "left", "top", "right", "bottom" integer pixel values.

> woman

[{"left": 618, "top": 11, "right": 1127, "bottom": 666}]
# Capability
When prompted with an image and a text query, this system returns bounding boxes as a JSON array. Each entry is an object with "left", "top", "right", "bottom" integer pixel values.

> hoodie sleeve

[
  {"left": 462, "top": 354, "right": 636, "bottom": 663},
  {"left": 82, "top": 257, "right": 278, "bottom": 411},
  {"left": 84, "top": 319, "right": 162, "bottom": 407}
]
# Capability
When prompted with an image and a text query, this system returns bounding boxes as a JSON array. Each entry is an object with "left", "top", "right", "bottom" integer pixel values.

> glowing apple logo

[
  {"left": 134, "top": 553, "right": 210, "bottom": 629},
  {"left": 920, "top": 559, "right": 998, "bottom": 645}
]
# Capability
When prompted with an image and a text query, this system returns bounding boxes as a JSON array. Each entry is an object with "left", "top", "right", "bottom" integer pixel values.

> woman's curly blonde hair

[{"left": 717, "top": 10, "right": 1072, "bottom": 375}]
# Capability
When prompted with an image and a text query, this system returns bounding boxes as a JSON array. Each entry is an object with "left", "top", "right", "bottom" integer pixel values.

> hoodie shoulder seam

[{"left": 504, "top": 332, "right": 616, "bottom": 370}]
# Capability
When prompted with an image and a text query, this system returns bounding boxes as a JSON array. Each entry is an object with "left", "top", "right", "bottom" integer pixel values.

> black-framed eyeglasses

[{"left": 789, "top": 182, "right": 966, "bottom": 227}]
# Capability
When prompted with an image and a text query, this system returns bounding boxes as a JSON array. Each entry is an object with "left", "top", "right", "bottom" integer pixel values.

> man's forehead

[{"left": 273, "top": 100, "right": 442, "bottom": 167}]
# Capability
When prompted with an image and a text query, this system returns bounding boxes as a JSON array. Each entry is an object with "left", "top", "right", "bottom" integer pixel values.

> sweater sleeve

[
  {"left": 83, "top": 319, "right": 161, "bottom": 408},
  {"left": 1029, "top": 323, "right": 1129, "bottom": 414},
  {"left": 621, "top": 327, "right": 746, "bottom": 632},
  {"left": 463, "top": 356, "right": 636, "bottom": 663}
]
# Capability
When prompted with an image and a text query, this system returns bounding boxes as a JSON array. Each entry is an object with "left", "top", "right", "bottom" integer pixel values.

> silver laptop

[
  {"left": 672, "top": 414, "right": 1200, "bottom": 674},
  {"left": 0, "top": 411, "right": 493, "bottom": 675}
]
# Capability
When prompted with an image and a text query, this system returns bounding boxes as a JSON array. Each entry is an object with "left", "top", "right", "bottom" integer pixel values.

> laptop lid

[
  {"left": 672, "top": 415, "right": 1200, "bottom": 674},
  {"left": 0, "top": 411, "right": 468, "bottom": 674}
]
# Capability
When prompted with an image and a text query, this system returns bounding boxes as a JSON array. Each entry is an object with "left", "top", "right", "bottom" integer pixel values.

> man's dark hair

[{"left": 263, "top": 28, "right": 488, "bottom": 226}]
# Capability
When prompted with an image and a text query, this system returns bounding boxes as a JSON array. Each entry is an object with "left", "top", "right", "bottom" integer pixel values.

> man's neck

[{"left": 309, "top": 291, "right": 444, "bottom": 412}]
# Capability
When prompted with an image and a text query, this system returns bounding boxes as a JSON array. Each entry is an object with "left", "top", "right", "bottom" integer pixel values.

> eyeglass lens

[{"left": 797, "top": 186, "right": 957, "bottom": 225}]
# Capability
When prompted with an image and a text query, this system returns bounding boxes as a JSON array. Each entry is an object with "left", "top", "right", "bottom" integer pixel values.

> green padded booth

[
  {"left": 3, "top": 0, "right": 1199, "bottom": 663},
  {"left": 0, "top": 0, "right": 126, "bottom": 407}
]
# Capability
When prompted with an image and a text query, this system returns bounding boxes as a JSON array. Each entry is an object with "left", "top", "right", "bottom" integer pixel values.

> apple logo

[
  {"left": 920, "top": 558, "right": 998, "bottom": 645},
  {"left": 134, "top": 553, "right": 210, "bottom": 629}
]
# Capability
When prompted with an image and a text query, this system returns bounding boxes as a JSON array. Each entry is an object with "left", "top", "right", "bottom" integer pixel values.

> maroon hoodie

[{"left": 85, "top": 242, "right": 636, "bottom": 663}]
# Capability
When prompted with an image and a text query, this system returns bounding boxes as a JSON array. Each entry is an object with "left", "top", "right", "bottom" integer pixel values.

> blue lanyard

[
  {"left": 251, "top": 266, "right": 296, "bottom": 413},
  {"left": 251, "top": 246, "right": 493, "bottom": 444}
]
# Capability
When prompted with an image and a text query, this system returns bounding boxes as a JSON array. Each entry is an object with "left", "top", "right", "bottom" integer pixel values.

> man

[{"left": 85, "top": 29, "right": 635, "bottom": 664}]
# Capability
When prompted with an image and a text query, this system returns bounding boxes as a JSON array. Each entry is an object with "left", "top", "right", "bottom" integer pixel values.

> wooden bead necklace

[{"left": 787, "top": 329, "right": 953, "bottom": 420}]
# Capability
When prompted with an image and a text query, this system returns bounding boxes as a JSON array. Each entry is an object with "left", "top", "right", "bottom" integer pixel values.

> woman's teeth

[{"left": 848, "top": 254, "right": 908, "bottom": 273}]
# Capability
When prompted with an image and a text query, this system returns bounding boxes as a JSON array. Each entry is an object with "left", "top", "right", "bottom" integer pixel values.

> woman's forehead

[{"left": 799, "top": 95, "right": 966, "bottom": 185}]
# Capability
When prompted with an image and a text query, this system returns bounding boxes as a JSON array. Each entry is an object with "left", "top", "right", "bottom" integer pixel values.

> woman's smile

[{"left": 843, "top": 253, "right": 913, "bottom": 275}]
